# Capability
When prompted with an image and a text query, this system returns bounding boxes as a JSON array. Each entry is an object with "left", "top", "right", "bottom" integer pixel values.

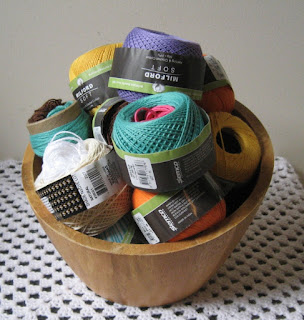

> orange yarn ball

[
  {"left": 198, "top": 85, "right": 235, "bottom": 113},
  {"left": 169, "top": 198, "right": 226, "bottom": 242},
  {"left": 195, "top": 54, "right": 235, "bottom": 113},
  {"left": 132, "top": 188, "right": 226, "bottom": 242},
  {"left": 132, "top": 188, "right": 155, "bottom": 209}
]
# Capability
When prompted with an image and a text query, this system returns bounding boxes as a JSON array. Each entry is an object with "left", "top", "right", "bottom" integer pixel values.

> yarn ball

[
  {"left": 112, "top": 92, "right": 205, "bottom": 154},
  {"left": 195, "top": 54, "right": 235, "bottom": 113},
  {"left": 169, "top": 199, "right": 226, "bottom": 242},
  {"left": 103, "top": 101, "right": 129, "bottom": 145},
  {"left": 28, "top": 99, "right": 65, "bottom": 123},
  {"left": 29, "top": 102, "right": 92, "bottom": 157},
  {"left": 198, "top": 86, "right": 235, "bottom": 113},
  {"left": 132, "top": 188, "right": 226, "bottom": 242},
  {"left": 132, "top": 187, "right": 156, "bottom": 209},
  {"left": 118, "top": 27, "right": 203, "bottom": 102},
  {"left": 69, "top": 43, "right": 122, "bottom": 114},
  {"left": 35, "top": 132, "right": 112, "bottom": 190},
  {"left": 69, "top": 43, "right": 122, "bottom": 82},
  {"left": 134, "top": 105, "right": 175, "bottom": 122},
  {"left": 46, "top": 101, "right": 73, "bottom": 117},
  {"left": 209, "top": 112, "right": 262, "bottom": 184},
  {"left": 35, "top": 132, "right": 132, "bottom": 236}
]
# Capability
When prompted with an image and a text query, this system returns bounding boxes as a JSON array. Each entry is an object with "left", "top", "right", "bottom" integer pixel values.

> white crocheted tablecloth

[{"left": 0, "top": 157, "right": 303, "bottom": 320}]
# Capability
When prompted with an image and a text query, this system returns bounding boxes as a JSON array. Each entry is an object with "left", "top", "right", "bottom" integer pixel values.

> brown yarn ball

[
  {"left": 28, "top": 99, "right": 65, "bottom": 123},
  {"left": 105, "top": 101, "right": 128, "bottom": 145}
]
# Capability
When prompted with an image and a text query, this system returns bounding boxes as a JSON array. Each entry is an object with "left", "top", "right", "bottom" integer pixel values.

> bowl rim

[{"left": 22, "top": 100, "right": 274, "bottom": 256}]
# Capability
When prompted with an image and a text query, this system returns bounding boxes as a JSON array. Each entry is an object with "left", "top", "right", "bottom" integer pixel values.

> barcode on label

[
  {"left": 134, "top": 159, "right": 149, "bottom": 185},
  {"left": 87, "top": 167, "right": 108, "bottom": 196},
  {"left": 125, "top": 155, "right": 157, "bottom": 189},
  {"left": 133, "top": 213, "right": 160, "bottom": 244},
  {"left": 41, "top": 196, "right": 54, "bottom": 213}
]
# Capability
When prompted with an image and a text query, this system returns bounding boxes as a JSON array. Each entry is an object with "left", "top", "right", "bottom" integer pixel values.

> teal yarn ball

[
  {"left": 46, "top": 101, "right": 73, "bottom": 118},
  {"left": 30, "top": 102, "right": 92, "bottom": 157},
  {"left": 112, "top": 92, "right": 205, "bottom": 154}
]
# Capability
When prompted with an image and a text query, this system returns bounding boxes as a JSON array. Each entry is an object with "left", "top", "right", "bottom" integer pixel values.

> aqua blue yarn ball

[
  {"left": 30, "top": 102, "right": 92, "bottom": 157},
  {"left": 112, "top": 92, "right": 205, "bottom": 154}
]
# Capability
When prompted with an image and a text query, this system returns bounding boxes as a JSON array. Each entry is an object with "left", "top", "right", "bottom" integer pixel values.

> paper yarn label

[
  {"left": 132, "top": 173, "right": 223, "bottom": 243},
  {"left": 109, "top": 47, "right": 205, "bottom": 100},
  {"left": 71, "top": 152, "right": 121, "bottom": 209},
  {"left": 124, "top": 155, "right": 157, "bottom": 190},
  {"left": 133, "top": 212, "right": 160, "bottom": 244},
  {"left": 93, "top": 126, "right": 106, "bottom": 144},
  {"left": 69, "top": 60, "right": 118, "bottom": 111},
  {"left": 92, "top": 96, "right": 124, "bottom": 144},
  {"left": 204, "top": 55, "right": 229, "bottom": 81},
  {"left": 203, "top": 55, "right": 231, "bottom": 91}
]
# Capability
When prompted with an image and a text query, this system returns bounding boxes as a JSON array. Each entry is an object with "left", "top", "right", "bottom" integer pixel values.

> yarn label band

[
  {"left": 69, "top": 60, "right": 118, "bottom": 111},
  {"left": 92, "top": 97, "right": 124, "bottom": 144},
  {"left": 109, "top": 47, "right": 205, "bottom": 100},
  {"left": 113, "top": 113, "right": 215, "bottom": 192},
  {"left": 36, "top": 150, "right": 124, "bottom": 220},
  {"left": 203, "top": 55, "right": 231, "bottom": 91},
  {"left": 132, "top": 173, "right": 223, "bottom": 243}
]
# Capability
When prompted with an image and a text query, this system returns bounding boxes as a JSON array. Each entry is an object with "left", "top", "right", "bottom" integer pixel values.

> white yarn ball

[{"left": 35, "top": 131, "right": 111, "bottom": 190}]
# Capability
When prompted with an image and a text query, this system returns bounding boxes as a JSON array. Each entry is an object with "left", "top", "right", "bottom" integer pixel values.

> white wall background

[{"left": 0, "top": 0, "right": 303, "bottom": 181}]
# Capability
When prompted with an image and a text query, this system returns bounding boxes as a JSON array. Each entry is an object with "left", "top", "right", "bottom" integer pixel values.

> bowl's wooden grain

[{"left": 22, "top": 101, "right": 274, "bottom": 307}]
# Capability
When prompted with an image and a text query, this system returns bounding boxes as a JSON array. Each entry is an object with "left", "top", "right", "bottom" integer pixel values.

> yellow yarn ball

[
  {"left": 209, "top": 112, "right": 262, "bottom": 184},
  {"left": 69, "top": 43, "right": 122, "bottom": 82}
]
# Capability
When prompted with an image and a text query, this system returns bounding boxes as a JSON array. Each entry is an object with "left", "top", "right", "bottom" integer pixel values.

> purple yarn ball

[{"left": 118, "top": 27, "right": 203, "bottom": 102}]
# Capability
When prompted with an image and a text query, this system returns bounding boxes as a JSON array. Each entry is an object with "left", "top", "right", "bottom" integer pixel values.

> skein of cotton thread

[
  {"left": 69, "top": 43, "right": 122, "bottom": 81},
  {"left": 199, "top": 86, "right": 235, "bottom": 113},
  {"left": 112, "top": 92, "right": 205, "bottom": 154},
  {"left": 132, "top": 188, "right": 226, "bottom": 242},
  {"left": 27, "top": 101, "right": 92, "bottom": 157},
  {"left": 118, "top": 27, "right": 203, "bottom": 102},
  {"left": 209, "top": 112, "right": 262, "bottom": 184},
  {"left": 61, "top": 184, "right": 132, "bottom": 236},
  {"left": 195, "top": 55, "right": 235, "bottom": 113},
  {"left": 170, "top": 198, "right": 226, "bottom": 242},
  {"left": 134, "top": 105, "right": 175, "bottom": 122},
  {"left": 34, "top": 131, "right": 110, "bottom": 189},
  {"left": 35, "top": 132, "right": 132, "bottom": 236},
  {"left": 69, "top": 43, "right": 122, "bottom": 115}
]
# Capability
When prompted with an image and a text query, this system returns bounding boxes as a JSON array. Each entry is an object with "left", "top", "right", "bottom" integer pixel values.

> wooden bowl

[{"left": 22, "top": 101, "right": 274, "bottom": 307}]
